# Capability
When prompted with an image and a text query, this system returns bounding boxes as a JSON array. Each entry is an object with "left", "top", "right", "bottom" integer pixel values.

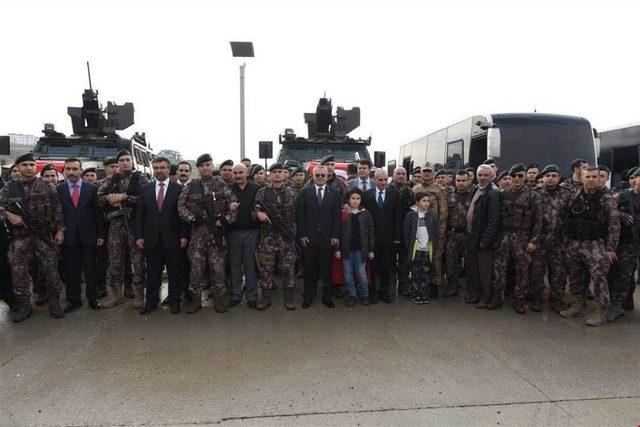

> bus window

[
  {"left": 426, "top": 130, "right": 446, "bottom": 166},
  {"left": 446, "top": 139, "right": 464, "bottom": 170}
]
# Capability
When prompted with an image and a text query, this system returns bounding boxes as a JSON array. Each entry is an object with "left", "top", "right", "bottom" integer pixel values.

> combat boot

[
  {"left": 124, "top": 283, "right": 135, "bottom": 299},
  {"left": 11, "top": 300, "right": 33, "bottom": 323},
  {"left": 48, "top": 294, "right": 65, "bottom": 319},
  {"left": 257, "top": 289, "right": 272, "bottom": 311},
  {"left": 486, "top": 294, "right": 503, "bottom": 310},
  {"left": 622, "top": 289, "right": 635, "bottom": 311},
  {"left": 585, "top": 307, "right": 607, "bottom": 327},
  {"left": 131, "top": 287, "right": 145, "bottom": 309},
  {"left": 100, "top": 286, "right": 124, "bottom": 308},
  {"left": 283, "top": 288, "right": 296, "bottom": 310},
  {"left": 513, "top": 297, "right": 526, "bottom": 314},
  {"left": 213, "top": 295, "right": 228, "bottom": 313},
  {"left": 550, "top": 297, "right": 566, "bottom": 313},
  {"left": 186, "top": 293, "right": 202, "bottom": 314},
  {"left": 529, "top": 297, "right": 543, "bottom": 312},
  {"left": 35, "top": 293, "right": 48, "bottom": 306},
  {"left": 607, "top": 301, "right": 625, "bottom": 323},
  {"left": 560, "top": 296, "right": 585, "bottom": 318}
]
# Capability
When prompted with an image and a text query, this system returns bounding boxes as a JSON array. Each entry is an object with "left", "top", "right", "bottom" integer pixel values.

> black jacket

[
  {"left": 470, "top": 183, "right": 501, "bottom": 249},
  {"left": 296, "top": 184, "right": 341, "bottom": 242},
  {"left": 339, "top": 208, "right": 375, "bottom": 261},
  {"left": 135, "top": 181, "right": 189, "bottom": 248},
  {"left": 402, "top": 208, "right": 439, "bottom": 259},
  {"left": 56, "top": 181, "right": 104, "bottom": 246},
  {"left": 363, "top": 187, "right": 403, "bottom": 247}
]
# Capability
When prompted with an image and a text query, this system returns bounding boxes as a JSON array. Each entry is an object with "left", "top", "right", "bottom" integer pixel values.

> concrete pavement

[{"left": 1, "top": 289, "right": 638, "bottom": 426}]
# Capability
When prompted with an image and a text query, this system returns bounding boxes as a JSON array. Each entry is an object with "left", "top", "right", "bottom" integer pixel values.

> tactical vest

[
  {"left": 7, "top": 178, "right": 53, "bottom": 232},
  {"left": 565, "top": 190, "right": 607, "bottom": 241},
  {"left": 188, "top": 179, "right": 227, "bottom": 218},
  {"left": 263, "top": 186, "right": 295, "bottom": 225},
  {"left": 501, "top": 187, "right": 535, "bottom": 230},
  {"left": 616, "top": 190, "right": 640, "bottom": 246}
]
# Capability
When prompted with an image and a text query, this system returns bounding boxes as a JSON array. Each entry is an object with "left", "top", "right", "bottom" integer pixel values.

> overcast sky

[{"left": 1, "top": 0, "right": 639, "bottom": 163}]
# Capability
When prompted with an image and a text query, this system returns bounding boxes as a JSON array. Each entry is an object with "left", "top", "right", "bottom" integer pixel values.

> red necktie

[
  {"left": 157, "top": 182, "right": 165, "bottom": 211},
  {"left": 71, "top": 184, "right": 79, "bottom": 208}
]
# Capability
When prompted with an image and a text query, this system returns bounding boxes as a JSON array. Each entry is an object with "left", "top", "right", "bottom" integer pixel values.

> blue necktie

[{"left": 377, "top": 190, "right": 384, "bottom": 210}]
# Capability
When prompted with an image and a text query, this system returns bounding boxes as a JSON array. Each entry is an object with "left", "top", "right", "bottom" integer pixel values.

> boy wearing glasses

[{"left": 490, "top": 163, "right": 543, "bottom": 313}]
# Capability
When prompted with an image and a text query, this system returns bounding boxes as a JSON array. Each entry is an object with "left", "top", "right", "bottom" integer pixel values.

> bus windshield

[{"left": 492, "top": 114, "right": 596, "bottom": 176}]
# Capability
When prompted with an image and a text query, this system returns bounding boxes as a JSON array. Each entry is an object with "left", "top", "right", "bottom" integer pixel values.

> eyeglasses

[{"left": 314, "top": 174, "right": 327, "bottom": 177}]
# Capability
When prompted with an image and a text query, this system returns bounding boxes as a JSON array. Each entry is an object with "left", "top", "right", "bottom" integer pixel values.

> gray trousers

[
  {"left": 228, "top": 229, "right": 259, "bottom": 302},
  {"left": 467, "top": 247, "right": 495, "bottom": 302}
]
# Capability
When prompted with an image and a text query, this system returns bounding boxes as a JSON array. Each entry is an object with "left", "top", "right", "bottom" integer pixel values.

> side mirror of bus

[{"left": 487, "top": 127, "right": 501, "bottom": 159}]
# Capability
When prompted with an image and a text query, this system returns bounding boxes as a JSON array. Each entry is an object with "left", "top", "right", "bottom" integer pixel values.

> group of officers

[{"left": 0, "top": 150, "right": 637, "bottom": 328}]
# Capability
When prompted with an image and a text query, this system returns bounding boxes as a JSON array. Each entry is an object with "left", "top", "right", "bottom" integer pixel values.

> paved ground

[{"left": 1, "top": 287, "right": 639, "bottom": 426}]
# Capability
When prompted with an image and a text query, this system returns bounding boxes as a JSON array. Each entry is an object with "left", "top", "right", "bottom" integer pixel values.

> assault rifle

[
  {"left": 4, "top": 199, "right": 54, "bottom": 247},
  {"left": 199, "top": 181, "right": 225, "bottom": 249}
]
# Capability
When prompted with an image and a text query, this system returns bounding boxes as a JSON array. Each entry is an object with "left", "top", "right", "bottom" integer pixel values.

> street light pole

[{"left": 240, "top": 63, "right": 246, "bottom": 159}]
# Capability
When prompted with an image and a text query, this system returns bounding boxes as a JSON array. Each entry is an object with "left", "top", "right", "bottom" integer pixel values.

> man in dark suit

[
  {"left": 135, "top": 156, "right": 189, "bottom": 314},
  {"left": 466, "top": 164, "right": 501, "bottom": 308},
  {"left": 57, "top": 158, "right": 105, "bottom": 312},
  {"left": 363, "top": 169, "right": 403, "bottom": 303},
  {"left": 296, "top": 165, "right": 342, "bottom": 308}
]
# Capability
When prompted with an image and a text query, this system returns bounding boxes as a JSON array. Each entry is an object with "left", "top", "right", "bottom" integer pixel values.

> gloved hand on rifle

[{"left": 191, "top": 216, "right": 206, "bottom": 226}]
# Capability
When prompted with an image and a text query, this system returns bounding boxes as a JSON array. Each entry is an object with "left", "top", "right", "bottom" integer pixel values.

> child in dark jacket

[
  {"left": 335, "top": 188, "right": 375, "bottom": 307},
  {"left": 402, "top": 192, "right": 439, "bottom": 304}
]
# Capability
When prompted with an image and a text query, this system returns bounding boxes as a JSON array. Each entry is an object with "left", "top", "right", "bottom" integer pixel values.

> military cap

[
  {"left": 115, "top": 149, "right": 132, "bottom": 160},
  {"left": 291, "top": 166, "right": 305, "bottom": 176},
  {"left": 629, "top": 167, "right": 640, "bottom": 178},
  {"left": 633, "top": 168, "right": 640, "bottom": 177},
  {"left": 102, "top": 156, "right": 117, "bottom": 166},
  {"left": 434, "top": 169, "right": 446, "bottom": 178},
  {"left": 40, "top": 163, "right": 56, "bottom": 173},
  {"left": 535, "top": 173, "right": 544, "bottom": 182},
  {"left": 196, "top": 153, "right": 213, "bottom": 167},
  {"left": 14, "top": 153, "right": 35, "bottom": 164},
  {"left": 527, "top": 163, "right": 540, "bottom": 171},
  {"left": 620, "top": 169, "right": 629, "bottom": 180},
  {"left": 483, "top": 158, "right": 496, "bottom": 165},
  {"left": 509, "top": 163, "right": 527, "bottom": 176},
  {"left": 82, "top": 167, "right": 96, "bottom": 176},
  {"left": 268, "top": 162, "right": 284, "bottom": 172},
  {"left": 597, "top": 165, "right": 610, "bottom": 174},
  {"left": 541, "top": 164, "right": 560, "bottom": 175},
  {"left": 422, "top": 162, "right": 434, "bottom": 172},
  {"left": 412, "top": 167, "right": 422, "bottom": 175},
  {"left": 320, "top": 155, "right": 335, "bottom": 165},
  {"left": 497, "top": 170, "right": 510, "bottom": 181},
  {"left": 220, "top": 159, "right": 234, "bottom": 168},
  {"left": 251, "top": 164, "right": 264, "bottom": 177}
]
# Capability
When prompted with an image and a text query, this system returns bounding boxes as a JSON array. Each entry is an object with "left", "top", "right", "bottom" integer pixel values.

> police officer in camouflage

[
  {"left": 97, "top": 150, "right": 149, "bottom": 309},
  {"left": 443, "top": 170, "right": 473, "bottom": 298},
  {"left": 560, "top": 166, "right": 620, "bottom": 327},
  {"left": 491, "top": 163, "right": 543, "bottom": 313},
  {"left": 254, "top": 163, "right": 298, "bottom": 310},
  {"left": 0, "top": 153, "right": 66, "bottom": 322},
  {"left": 607, "top": 167, "right": 640, "bottom": 322},
  {"left": 528, "top": 165, "right": 573, "bottom": 313},
  {"left": 178, "top": 154, "right": 237, "bottom": 314}
]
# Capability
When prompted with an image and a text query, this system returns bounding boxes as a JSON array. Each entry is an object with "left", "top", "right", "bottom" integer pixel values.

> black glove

[{"left": 191, "top": 216, "right": 205, "bottom": 226}]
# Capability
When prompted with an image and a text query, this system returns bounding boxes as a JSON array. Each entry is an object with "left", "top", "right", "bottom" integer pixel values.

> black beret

[
  {"left": 82, "top": 167, "right": 96, "bottom": 175},
  {"left": 268, "top": 162, "right": 284, "bottom": 172},
  {"left": 251, "top": 164, "right": 264, "bottom": 177},
  {"left": 412, "top": 167, "right": 422, "bottom": 174},
  {"left": 320, "top": 155, "right": 335, "bottom": 165},
  {"left": 483, "top": 158, "right": 496, "bottom": 165},
  {"left": 220, "top": 159, "right": 234, "bottom": 168},
  {"left": 497, "top": 170, "right": 510, "bottom": 181},
  {"left": 633, "top": 168, "right": 640, "bottom": 177},
  {"left": 620, "top": 169, "right": 629, "bottom": 179},
  {"left": 535, "top": 173, "right": 544, "bottom": 182},
  {"left": 527, "top": 163, "right": 540, "bottom": 171},
  {"left": 509, "top": 163, "right": 527, "bottom": 176},
  {"left": 41, "top": 164, "right": 56, "bottom": 174},
  {"left": 116, "top": 149, "right": 132, "bottom": 160},
  {"left": 15, "top": 153, "right": 35, "bottom": 164},
  {"left": 196, "top": 153, "right": 213, "bottom": 167},
  {"left": 465, "top": 167, "right": 475, "bottom": 173},
  {"left": 541, "top": 164, "right": 560, "bottom": 175},
  {"left": 629, "top": 167, "right": 639, "bottom": 178},
  {"left": 103, "top": 156, "right": 117, "bottom": 166},
  {"left": 291, "top": 166, "right": 305, "bottom": 175},
  {"left": 597, "top": 165, "right": 610, "bottom": 174},
  {"left": 434, "top": 169, "right": 446, "bottom": 178}
]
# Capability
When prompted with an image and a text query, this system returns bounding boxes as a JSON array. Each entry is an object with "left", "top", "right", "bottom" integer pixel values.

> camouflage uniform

[
  {"left": 97, "top": 171, "right": 149, "bottom": 303},
  {"left": 528, "top": 185, "right": 573, "bottom": 306},
  {"left": 0, "top": 178, "right": 64, "bottom": 301},
  {"left": 607, "top": 189, "right": 639, "bottom": 318},
  {"left": 493, "top": 186, "right": 543, "bottom": 304},
  {"left": 443, "top": 187, "right": 473, "bottom": 296},
  {"left": 560, "top": 178, "right": 582, "bottom": 195},
  {"left": 178, "top": 175, "right": 237, "bottom": 298},
  {"left": 254, "top": 184, "right": 297, "bottom": 290},
  {"left": 562, "top": 189, "right": 620, "bottom": 323},
  {"left": 413, "top": 180, "right": 448, "bottom": 289}
]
